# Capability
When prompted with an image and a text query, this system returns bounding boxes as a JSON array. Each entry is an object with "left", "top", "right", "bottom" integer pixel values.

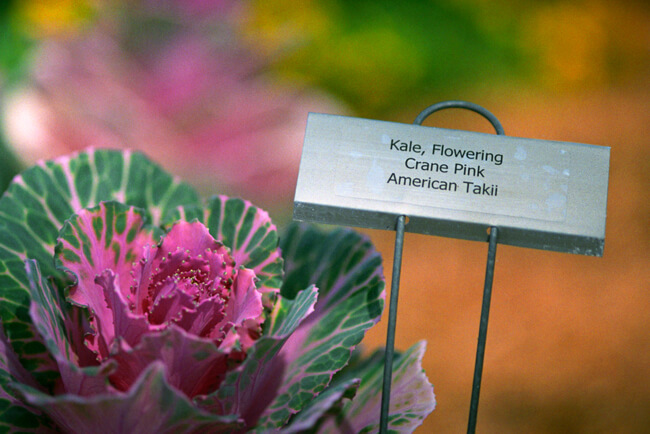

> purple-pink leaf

[
  {"left": 55, "top": 201, "right": 158, "bottom": 358},
  {"left": 93, "top": 270, "right": 154, "bottom": 350},
  {"left": 26, "top": 259, "right": 114, "bottom": 397},
  {"left": 173, "top": 297, "right": 226, "bottom": 337},
  {"left": 129, "top": 219, "right": 236, "bottom": 322},
  {"left": 197, "top": 286, "right": 319, "bottom": 429},
  {"left": 109, "top": 327, "right": 229, "bottom": 397},
  {"left": 218, "top": 267, "right": 263, "bottom": 354},
  {"left": 17, "top": 362, "right": 244, "bottom": 434}
]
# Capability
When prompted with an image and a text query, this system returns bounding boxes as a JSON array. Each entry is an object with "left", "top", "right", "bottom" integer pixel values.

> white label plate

[{"left": 294, "top": 113, "right": 610, "bottom": 256}]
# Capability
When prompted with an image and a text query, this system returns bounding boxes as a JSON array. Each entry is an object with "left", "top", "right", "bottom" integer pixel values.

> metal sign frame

[
  {"left": 380, "top": 101, "right": 503, "bottom": 434},
  {"left": 292, "top": 100, "right": 610, "bottom": 433}
]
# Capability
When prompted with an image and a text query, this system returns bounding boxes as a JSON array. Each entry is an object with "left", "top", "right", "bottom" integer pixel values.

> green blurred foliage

[
  {"left": 241, "top": 0, "right": 650, "bottom": 117},
  {"left": 0, "top": 129, "right": 22, "bottom": 193},
  {"left": 0, "top": 0, "right": 28, "bottom": 192},
  {"left": 0, "top": 0, "right": 33, "bottom": 88},
  {"left": 243, "top": 0, "right": 525, "bottom": 117}
]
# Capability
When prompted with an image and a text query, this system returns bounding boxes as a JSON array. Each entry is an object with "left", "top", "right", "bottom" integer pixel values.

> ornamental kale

[{"left": 0, "top": 149, "right": 434, "bottom": 433}]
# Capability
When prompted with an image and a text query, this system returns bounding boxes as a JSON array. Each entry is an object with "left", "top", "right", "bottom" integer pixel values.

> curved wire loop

[
  {"left": 413, "top": 100, "right": 503, "bottom": 434},
  {"left": 413, "top": 100, "right": 505, "bottom": 136}
]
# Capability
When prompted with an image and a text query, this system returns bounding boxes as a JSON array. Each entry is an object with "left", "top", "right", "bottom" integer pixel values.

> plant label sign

[{"left": 293, "top": 113, "right": 610, "bottom": 256}]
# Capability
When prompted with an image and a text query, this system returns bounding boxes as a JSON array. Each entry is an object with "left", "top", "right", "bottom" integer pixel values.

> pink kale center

[{"left": 61, "top": 213, "right": 264, "bottom": 394}]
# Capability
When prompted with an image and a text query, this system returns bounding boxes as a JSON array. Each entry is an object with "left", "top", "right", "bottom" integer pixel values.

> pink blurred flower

[{"left": 3, "top": 1, "right": 343, "bottom": 209}]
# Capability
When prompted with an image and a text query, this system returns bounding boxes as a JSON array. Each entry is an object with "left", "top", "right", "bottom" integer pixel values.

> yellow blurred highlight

[
  {"left": 14, "top": 0, "right": 94, "bottom": 38},
  {"left": 240, "top": 0, "right": 427, "bottom": 112},
  {"left": 527, "top": 2, "right": 608, "bottom": 88},
  {"left": 522, "top": 0, "right": 650, "bottom": 90},
  {"left": 239, "top": 0, "right": 334, "bottom": 55},
  {"left": 289, "top": 27, "right": 426, "bottom": 108}
]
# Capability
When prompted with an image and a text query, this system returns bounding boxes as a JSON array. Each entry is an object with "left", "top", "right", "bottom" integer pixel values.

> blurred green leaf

[
  {"left": 0, "top": 130, "right": 22, "bottom": 194},
  {"left": 0, "top": 0, "right": 34, "bottom": 88},
  {"left": 250, "top": 0, "right": 525, "bottom": 117},
  {"left": 0, "top": 0, "right": 30, "bottom": 194}
]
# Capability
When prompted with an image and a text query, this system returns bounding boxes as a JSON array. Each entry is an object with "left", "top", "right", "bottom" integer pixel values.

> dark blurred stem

[
  {"left": 380, "top": 215, "right": 406, "bottom": 434},
  {"left": 467, "top": 226, "right": 499, "bottom": 433}
]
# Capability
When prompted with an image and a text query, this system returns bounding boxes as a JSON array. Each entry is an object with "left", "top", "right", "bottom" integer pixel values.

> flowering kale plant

[{"left": 0, "top": 149, "right": 434, "bottom": 433}]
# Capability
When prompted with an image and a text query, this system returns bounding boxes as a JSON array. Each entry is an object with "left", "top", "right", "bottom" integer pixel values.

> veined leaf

[
  {"left": 26, "top": 259, "right": 113, "bottom": 396},
  {"left": 0, "top": 322, "right": 56, "bottom": 433},
  {"left": 255, "top": 223, "right": 386, "bottom": 429},
  {"left": 282, "top": 377, "right": 360, "bottom": 433},
  {"left": 204, "top": 195, "right": 283, "bottom": 295},
  {"left": 196, "top": 286, "right": 319, "bottom": 429},
  {"left": 0, "top": 149, "right": 200, "bottom": 376},
  {"left": 318, "top": 342, "right": 435, "bottom": 433}
]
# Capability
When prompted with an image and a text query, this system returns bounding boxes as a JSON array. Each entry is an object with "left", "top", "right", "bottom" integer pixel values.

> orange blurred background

[{"left": 361, "top": 85, "right": 650, "bottom": 432}]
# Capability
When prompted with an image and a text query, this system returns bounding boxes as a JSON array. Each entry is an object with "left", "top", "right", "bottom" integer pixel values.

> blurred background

[{"left": 0, "top": 0, "right": 648, "bottom": 432}]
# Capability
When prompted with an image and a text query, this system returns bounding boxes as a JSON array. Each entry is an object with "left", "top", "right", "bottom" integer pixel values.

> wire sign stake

[{"left": 293, "top": 101, "right": 610, "bottom": 433}]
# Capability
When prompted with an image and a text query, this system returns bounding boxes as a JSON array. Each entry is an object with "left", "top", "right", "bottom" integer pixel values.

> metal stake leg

[
  {"left": 467, "top": 226, "right": 499, "bottom": 433},
  {"left": 380, "top": 215, "right": 407, "bottom": 434}
]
